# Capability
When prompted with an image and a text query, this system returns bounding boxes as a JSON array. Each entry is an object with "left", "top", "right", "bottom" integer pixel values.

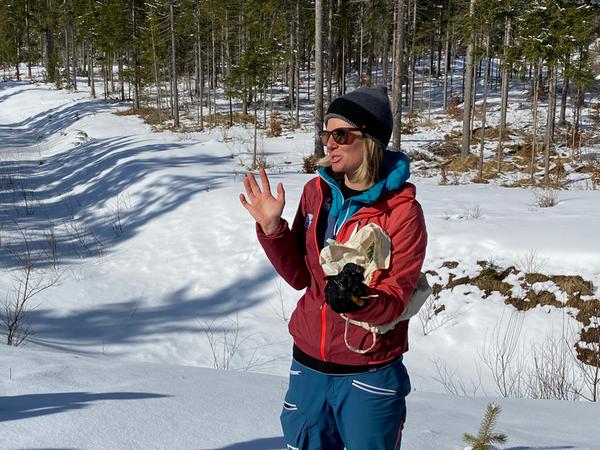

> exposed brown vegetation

[
  {"left": 447, "top": 95, "right": 463, "bottom": 119},
  {"left": 115, "top": 107, "right": 169, "bottom": 125},
  {"left": 444, "top": 154, "right": 479, "bottom": 172},
  {"left": 266, "top": 112, "right": 283, "bottom": 137},
  {"left": 431, "top": 260, "right": 599, "bottom": 368},
  {"left": 302, "top": 155, "right": 318, "bottom": 174}
]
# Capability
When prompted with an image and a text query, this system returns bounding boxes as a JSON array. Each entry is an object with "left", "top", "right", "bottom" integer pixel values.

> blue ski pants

[{"left": 280, "top": 357, "right": 410, "bottom": 450}]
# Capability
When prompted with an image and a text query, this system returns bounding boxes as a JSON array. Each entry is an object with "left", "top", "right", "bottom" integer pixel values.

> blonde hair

[{"left": 318, "top": 137, "right": 384, "bottom": 187}]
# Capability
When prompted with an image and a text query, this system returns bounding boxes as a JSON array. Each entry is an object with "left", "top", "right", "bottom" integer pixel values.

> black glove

[{"left": 325, "top": 263, "right": 368, "bottom": 313}]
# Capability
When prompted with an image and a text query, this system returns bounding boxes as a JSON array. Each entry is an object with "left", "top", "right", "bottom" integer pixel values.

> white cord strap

[{"left": 343, "top": 316, "right": 377, "bottom": 354}]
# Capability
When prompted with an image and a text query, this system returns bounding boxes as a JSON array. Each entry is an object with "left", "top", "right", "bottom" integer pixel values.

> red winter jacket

[{"left": 257, "top": 177, "right": 427, "bottom": 366}]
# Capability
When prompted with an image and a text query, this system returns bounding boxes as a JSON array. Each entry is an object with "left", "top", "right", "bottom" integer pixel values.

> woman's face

[{"left": 325, "top": 118, "right": 364, "bottom": 179}]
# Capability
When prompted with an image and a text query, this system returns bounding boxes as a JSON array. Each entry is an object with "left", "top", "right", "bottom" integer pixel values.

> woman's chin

[{"left": 330, "top": 162, "right": 345, "bottom": 173}]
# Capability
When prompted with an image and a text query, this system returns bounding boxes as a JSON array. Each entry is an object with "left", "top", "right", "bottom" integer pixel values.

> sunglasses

[{"left": 318, "top": 128, "right": 364, "bottom": 146}]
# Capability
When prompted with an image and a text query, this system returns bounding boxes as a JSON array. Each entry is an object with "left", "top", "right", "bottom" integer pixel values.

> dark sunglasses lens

[
  {"left": 319, "top": 131, "right": 330, "bottom": 146},
  {"left": 331, "top": 130, "right": 347, "bottom": 145}
]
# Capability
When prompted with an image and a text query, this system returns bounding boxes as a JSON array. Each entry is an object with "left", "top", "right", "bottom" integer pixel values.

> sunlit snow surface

[{"left": 0, "top": 78, "right": 599, "bottom": 449}]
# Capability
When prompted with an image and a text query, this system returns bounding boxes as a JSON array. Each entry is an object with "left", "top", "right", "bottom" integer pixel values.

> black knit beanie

[{"left": 324, "top": 85, "right": 393, "bottom": 150}]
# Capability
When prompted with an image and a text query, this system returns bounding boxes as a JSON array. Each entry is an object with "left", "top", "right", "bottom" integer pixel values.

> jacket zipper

[{"left": 314, "top": 181, "right": 328, "bottom": 361}]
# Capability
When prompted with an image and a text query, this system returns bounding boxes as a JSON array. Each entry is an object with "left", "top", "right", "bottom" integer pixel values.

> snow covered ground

[
  {"left": 0, "top": 77, "right": 599, "bottom": 449},
  {"left": 2, "top": 344, "right": 599, "bottom": 450}
]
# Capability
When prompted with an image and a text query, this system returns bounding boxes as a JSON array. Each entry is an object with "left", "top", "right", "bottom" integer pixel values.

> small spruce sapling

[{"left": 463, "top": 403, "right": 508, "bottom": 450}]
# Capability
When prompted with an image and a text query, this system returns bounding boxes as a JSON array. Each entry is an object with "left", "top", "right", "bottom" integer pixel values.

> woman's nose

[{"left": 326, "top": 134, "right": 338, "bottom": 151}]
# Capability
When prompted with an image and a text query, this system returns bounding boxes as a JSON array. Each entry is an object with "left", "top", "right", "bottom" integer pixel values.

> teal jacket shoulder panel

[{"left": 317, "top": 151, "right": 411, "bottom": 236}]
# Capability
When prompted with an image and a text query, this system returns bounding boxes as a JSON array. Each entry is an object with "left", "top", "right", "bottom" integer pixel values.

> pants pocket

[
  {"left": 280, "top": 401, "right": 309, "bottom": 450},
  {"left": 351, "top": 359, "right": 410, "bottom": 399},
  {"left": 351, "top": 379, "right": 398, "bottom": 396}
]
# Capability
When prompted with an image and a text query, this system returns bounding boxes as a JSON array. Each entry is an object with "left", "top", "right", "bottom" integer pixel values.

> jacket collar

[{"left": 317, "top": 151, "right": 411, "bottom": 235}]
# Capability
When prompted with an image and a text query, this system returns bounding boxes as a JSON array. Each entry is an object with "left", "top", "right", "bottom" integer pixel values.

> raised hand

[{"left": 239, "top": 167, "right": 286, "bottom": 235}]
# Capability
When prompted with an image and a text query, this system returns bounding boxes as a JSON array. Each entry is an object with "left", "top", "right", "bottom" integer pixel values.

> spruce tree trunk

[
  {"left": 90, "top": 43, "right": 96, "bottom": 99},
  {"left": 103, "top": 57, "right": 109, "bottom": 100},
  {"left": 359, "top": 2, "right": 364, "bottom": 80},
  {"left": 531, "top": 62, "right": 540, "bottom": 182},
  {"left": 326, "top": 0, "right": 333, "bottom": 104},
  {"left": 45, "top": 0, "right": 57, "bottom": 83},
  {"left": 170, "top": 0, "right": 179, "bottom": 128},
  {"left": 289, "top": 21, "right": 296, "bottom": 119},
  {"left": 543, "top": 65, "right": 556, "bottom": 184},
  {"left": 382, "top": 18, "right": 390, "bottom": 86},
  {"left": 119, "top": 56, "right": 124, "bottom": 101},
  {"left": 151, "top": 27, "right": 162, "bottom": 122},
  {"left": 559, "top": 71, "right": 569, "bottom": 127},
  {"left": 478, "top": 38, "right": 491, "bottom": 180},
  {"left": 392, "top": 0, "right": 406, "bottom": 150},
  {"left": 407, "top": 0, "right": 417, "bottom": 115},
  {"left": 314, "top": 0, "right": 325, "bottom": 157},
  {"left": 460, "top": 0, "right": 476, "bottom": 158},
  {"left": 132, "top": 0, "right": 140, "bottom": 109},
  {"left": 64, "top": 4, "right": 70, "bottom": 88},
  {"left": 497, "top": 14, "right": 511, "bottom": 172},
  {"left": 442, "top": 15, "right": 450, "bottom": 110},
  {"left": 25, "top": 0, "right": 32, "bottom": 78},
  {"left": 295, "top": 0, "right": 301, "bottom": 126},
  {"left": 71, "top": 23, "right": 77, "bottom": 90},
  {"left": 294, "top": 0, "right": 300, "bottom": 127},
  {"left": 196, "top": 0, "right": 204, "bottom": 129}
]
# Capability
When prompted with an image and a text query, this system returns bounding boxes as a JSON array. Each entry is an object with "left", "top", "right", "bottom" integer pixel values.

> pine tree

[{"left": 463, "top": 403, "right": 508, "bottom": 450}]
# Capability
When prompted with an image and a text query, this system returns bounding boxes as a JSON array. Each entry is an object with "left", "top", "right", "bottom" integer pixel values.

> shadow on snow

[
  {"left": 0, "top": 100, "right": 236, "bottom": 269},
  {"left": 27, "top": 266, "right": 277, "bottom": 353},
  {"left": 211, "top": 437, "right": 286, "bottom": 450},
  {"left": 0, "top": 391, "right": 168, "bottom": 422}
]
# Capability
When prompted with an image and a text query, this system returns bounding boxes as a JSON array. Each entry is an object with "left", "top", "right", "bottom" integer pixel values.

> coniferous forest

[{"left": 1, "top": 0, "right": 599, "bottom": 166}]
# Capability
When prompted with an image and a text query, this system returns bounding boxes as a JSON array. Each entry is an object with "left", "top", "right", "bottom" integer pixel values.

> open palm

[{"left": 239, "top": 167, "right": 286, "bottom": 235}]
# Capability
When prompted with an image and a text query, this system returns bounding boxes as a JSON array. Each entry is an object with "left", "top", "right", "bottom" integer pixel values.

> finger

[
  {"left": 239, "top": 193, "right": 249, "bottom": 208},
  {"left": 276, "top": 182, "right": 285, "bottom": 204},
  {"left": 259, "top": 167, "right": 272, "bottom": 196},
  {"left": 246, "top": 171, "right": 262, "bottom": 197},
  {"left": 242, "top": 176, "right": 256, "bottom": 200}
]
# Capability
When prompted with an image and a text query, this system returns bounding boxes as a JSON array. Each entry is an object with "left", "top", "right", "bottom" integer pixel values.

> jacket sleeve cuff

[
  {"left": 256, "top": 219, "right": 287, "bottom": 239},
  {"left": 345, "top": 286, "right": 407, "bottom": 326}
]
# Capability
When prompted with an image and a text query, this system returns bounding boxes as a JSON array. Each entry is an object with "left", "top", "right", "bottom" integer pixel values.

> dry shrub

[
  {"left": 407, "top": 149, "right": 435, "bottom": 162},
  {"left": 533, "top": 188, "right": 559, "bottom": 208},
  {"left": 426, "top": 141, "right": 461, "bottom": 158},
  {"left": 266, "top": 112, "right": 283, "bottom": 137},
  {"left": 577, "top": 159, "right": 600, "bottom": 187},
  {"left": 207, "top": 112, "right": 255, "bottom": 127},
  {"left": 443, "top": 130, "right": 462, "bottom": 145},
  {"left": 447, "top": 94, "right": 462, "bottom": 119},
  {"left": 115, "top": 107, "right": 168, "bottom": 125},
  {"left": 549, "top": 160, "right": 567, "bottom": 185},
  {"left": 444, "top": 154, "right": 479, "bottom": 172},
  {"left": 401, "top": 123, "right": 417, "bottom": 134},
  {"left": 302, "top": 155, "right": 318, "bottom": 174},
  {"left": 501, "top": 179, "right": 531, "bottom": 188},
  {"left": 482, "top": 160, "right": 519, "bottom": 175},
  {"left": 471, "top": 126, "right": 501, "bottom": 144}
]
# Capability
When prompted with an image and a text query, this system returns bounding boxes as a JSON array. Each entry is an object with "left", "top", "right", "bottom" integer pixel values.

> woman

[{"left": 240, "top": 85, "right": 427, "bottom": 450}]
